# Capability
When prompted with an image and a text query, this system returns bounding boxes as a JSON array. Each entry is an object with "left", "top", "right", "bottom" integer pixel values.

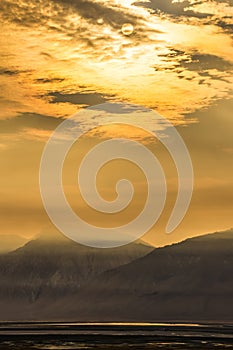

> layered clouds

[{"left": 0, "top": 0, "right": 232, "bottom": 125}]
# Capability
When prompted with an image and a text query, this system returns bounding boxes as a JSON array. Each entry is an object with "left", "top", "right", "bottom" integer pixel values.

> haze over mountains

[
  {"left": 0, "top": 234, "right": 28, "bottom": 254},
  {"left": 0, "top": 229, "right": 232, "bottom": 321},
  {"left": 0, "top": 233, "right": 153, "bottom": 319},
  {"left": 68, "top": 230, "right": 233, "bottom": 322}
]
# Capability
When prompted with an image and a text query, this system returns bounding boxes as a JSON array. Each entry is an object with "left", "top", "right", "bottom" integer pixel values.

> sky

[{"left": 0, "top": 0, "right": 232, "bottom": 248}]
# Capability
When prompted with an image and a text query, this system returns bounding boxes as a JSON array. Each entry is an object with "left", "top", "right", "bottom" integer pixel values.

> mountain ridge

[{"left": 0, "top": 229, "right": 232, "bottom": 321}]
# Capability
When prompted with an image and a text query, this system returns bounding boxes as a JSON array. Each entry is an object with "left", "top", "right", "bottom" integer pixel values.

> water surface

[{"left": 0, "top": 322, "right": 232, "bottom": 349}]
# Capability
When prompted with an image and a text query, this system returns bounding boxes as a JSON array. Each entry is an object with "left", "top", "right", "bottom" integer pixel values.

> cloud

[
  {"left": 159, "top": 49, "right": 232, "bottom": 72},
  {"left": 179, "top": 53, "right": 233, "bottom": 72},
  {"left": 53, "top": 0, "right": 139, "bottom": 28},
  {"left": 0, "top": 112, "right": 64, "bottom": 135},
  {"left": 155, "top": 49, "right": 233, "bottom": 84},
  {"left": 91, "top": 103, "right": 150, "bottom": 114},
  {"left": 0, "top": 0, "right": 146, "bottom": 36},
  {"left": 179, "top": 97, "right": 233, "bottom": 154},
  {"left": 214, "top": 18, "right": 233, "bottom": 34},
  {"left": 0, "top": 0, "right": 232, "bottom": 121},
  {"left": 0, "top": 0, "right": 162, "bottom": 61},
  {"left": 47, "top": 91, "right": 114, "bottom": 106},
  {"left": 134, "top": 0, "right": 233, "bottom": 35},
  {"left": 35, "top": 77, "right": 65, "bottom": 84},
  {"left": 133, "top": 0, "right": 212, "bottom": 19},
  {"left": 0, "top": 68, "right": 20, "bottom": 76}
]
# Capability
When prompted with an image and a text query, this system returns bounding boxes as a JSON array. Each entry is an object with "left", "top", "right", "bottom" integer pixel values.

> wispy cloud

[
  {"left": 134, "top": 0, "right": 233, "bottom": 22},
  {"left": 0, "top": 0, "right": 159, "bottom": 57},
  {"left": 0, "top": 112, "right": 63, "bottom": 134},
  {"left": 134, "top": 0, "right": 212, "bottom": 19},
  {"left": 47, "top": 91, "right": 114, "bottom": 106},
  {"left": 154, "top": 49, "right": 233, "bottom": 85}
]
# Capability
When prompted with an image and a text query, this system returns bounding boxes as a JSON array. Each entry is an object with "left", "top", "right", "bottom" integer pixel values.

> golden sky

[{"left": 0, "top": 0, "right": 232, "bottom": 248}]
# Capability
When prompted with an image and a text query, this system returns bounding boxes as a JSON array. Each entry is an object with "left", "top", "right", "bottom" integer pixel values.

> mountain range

[
  {"left": 0, "top": 229, "right": 232, "bottom": 322},
  {"left": 0, "top": 234, "right": 152, "bottom": 320}
]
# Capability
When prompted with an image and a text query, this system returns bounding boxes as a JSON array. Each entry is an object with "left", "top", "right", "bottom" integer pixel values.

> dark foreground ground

[{"left": 0, "top": 323, "right": 232, "bottom": 349}]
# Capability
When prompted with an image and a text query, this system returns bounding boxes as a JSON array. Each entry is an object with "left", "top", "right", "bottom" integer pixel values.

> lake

[{"left": 0, "top": 322, "right": 232, "bottom": 349}]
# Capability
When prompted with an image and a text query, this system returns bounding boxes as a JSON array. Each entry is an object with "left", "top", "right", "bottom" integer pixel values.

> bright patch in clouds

[{"left": 0, "top": 0, "right": 232, "bottom": 124}]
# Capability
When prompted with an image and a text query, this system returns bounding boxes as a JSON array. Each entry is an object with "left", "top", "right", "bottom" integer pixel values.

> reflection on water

[{"left": 0, "top": 323, "right": 232, "bottom": 349}]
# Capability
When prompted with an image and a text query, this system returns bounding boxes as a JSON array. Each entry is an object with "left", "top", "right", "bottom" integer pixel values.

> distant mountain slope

[
  {"left": 0, "top": 234, "right": 28, "bottom": 254},
  {"left": 0, "top": 230, "right": 232, "bottom": 322},
  {"left": 44, "top": 230, "right": 233, "bottom": 322},
  {"left": 0, "top": 234, "right": 153, "bottom": 303}
]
